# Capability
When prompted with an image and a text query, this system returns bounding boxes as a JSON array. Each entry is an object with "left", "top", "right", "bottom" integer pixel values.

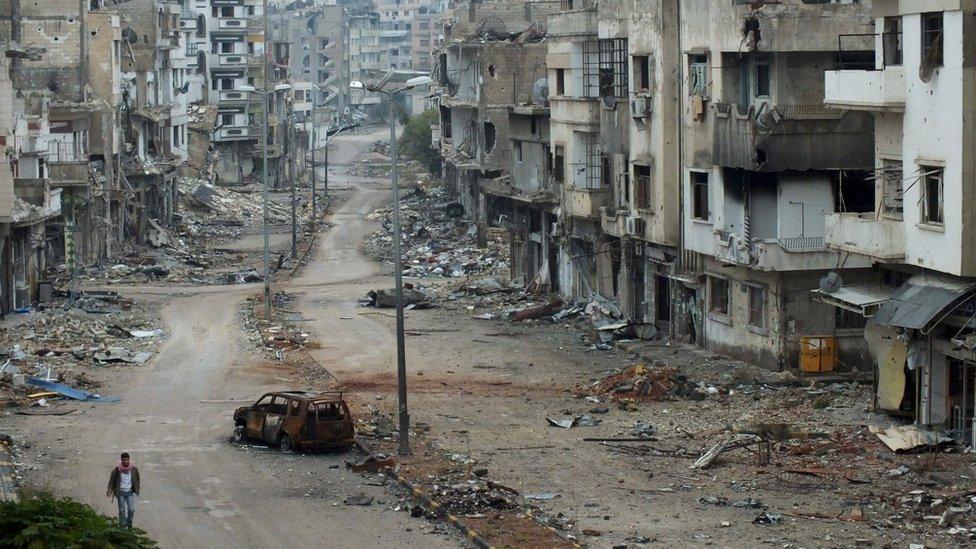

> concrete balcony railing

[
  {"left": 711, "top": 103, "right": 874, "bottom": 172},
  {"left": 565, "top": 187, "right": 611, "bottom": 220},
  {"left": 218, "top": 53, "right": 249, "bottom": 67},
  {"left": 547, "top": 9, "right": 597, "bottom": 38},
  {"left": 218, "top": 89, "right": 251, "bottom": 103},
  {"left": 215, "top": 126, "right": 252, "bottom": 141},
  {"left": 550, "top": 97, "right": 600, "bottom": 127},
  {"left": 824, "top": 67, "right": 905, "bottom": 112},
  {"left": 825, "top": 212, "right": 906, "bottom": 260},
  {"left": 218, "top": 18, "right": 248, "bottom": 30},
  {"left": 712, "top": 230, "right": 873, "bottom": 271}
]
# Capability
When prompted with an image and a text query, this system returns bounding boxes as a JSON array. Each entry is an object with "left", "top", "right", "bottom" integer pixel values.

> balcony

[
  {"left": 825, "top": 212, "right": 905, "bottom": 261},
  {"left": 547, "top": 9, "right": 597, "bottom": 38},
  {"left": 564, "top": 187, "right": 611, "bottom": 219},
  {"left": 180, "top": 15, "right": 198, "bottom": 30},
  {"left": 218, "top": 90, "right": 251, "bottom": 103},
  {"left": 218, "top": 53, "right": 248, "bottom": 67},
  {"left": 711, "top": 103, "right": 873, "bottom": 172},
  {"left": 482, "top": 176, "right": 555, "bottom": 205},
  {"left": 711, "top": 231, "right": 872, "bottom": 272},
  {"left": 824, "top": 68, "right": 905, "bottom": 112},
  {"left": 247, "top": 16, "right": 264, "bottom": 31},
  {"left": 216, "top": 127, "right": 252, "bottom": 141},
  {"left": 218, "top": 18, "right": 248, "bottom": 30},
  {"left": 550, "top": 97, "right": 600, "bottom": 127}
]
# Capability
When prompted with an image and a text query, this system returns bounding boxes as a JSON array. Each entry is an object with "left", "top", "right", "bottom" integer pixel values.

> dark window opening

[
  {"left": 600, "top": 155, "right": 612, "bottom": 189},
  {"left": 634, "top": 164, "right": 651, "bottom": 209},
  {"left": 835, "top": 307, "right": 867, "bottom": 331},
  {"left": 835, "top": 170, "right": 874, "bottom": 214},
  {"left": 633, "top": 55, "right": 650, "bottom": 91},
  {"left": 921, "top": 165, "right": 944, "bottom": 225},
  {"left": 755, "top": 56, "right": 770, "bottom": 97},
  {"left": 555, "top": 68, "right": 565, "bottom": 95},
  {"left": 922, "top": 12, "right": 944, "bottom": 68},
  {"left": 483, "top": 122, "right": 496, "bottom": 153},
  {"left": 709, "top": 276, "right": 729, "bottom": 316},
  {"left": 883, "top": 17, "right": 903, "bottom": 67},
  {"left": 691, "top": 171, "right": 709, "bottom": 221},
  {"left": 553, "top": 145, "right": 564, "bottom": 183}
]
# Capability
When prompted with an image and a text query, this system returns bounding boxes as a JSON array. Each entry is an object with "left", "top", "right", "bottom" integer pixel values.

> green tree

[
  {"left": 398, "top": 109, "right": 442, "bottom": 176},
  {"left": 0, "top": 493, "right": 157, "bottom": 548}
]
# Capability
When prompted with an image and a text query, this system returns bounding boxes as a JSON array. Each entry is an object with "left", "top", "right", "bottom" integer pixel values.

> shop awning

[
  {"left": 872, "top": 275, "right": 976, "bottom": 332},
  {"left": 813, "top": 283, "right": 893, "bottom": 317}
]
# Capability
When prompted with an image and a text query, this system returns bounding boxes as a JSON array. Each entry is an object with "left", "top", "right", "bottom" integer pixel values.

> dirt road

[{"left": 3, "top": 127, "right": 457, "bottom": 548}]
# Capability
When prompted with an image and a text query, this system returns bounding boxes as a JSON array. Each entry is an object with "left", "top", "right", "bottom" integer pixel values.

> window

[
  {"left": 555, "top": 68, "right": 565, "bottom": 95},
  {"left": 881, "top": 159, "right": 903, "bottom": 219},
  {"left": 922, "top": 12, "right": 944, "bottom": 68},
  {"left": 220, "top": 114, "right": 234, "bottom": 127},
  {"left": 689, "top": 54, "right": 708, "bottom": 96},
  {"left": 582, "top": 133, "right": 602, "bottom": 188},
  {"left": 514, "top": 141, "right": 523, "bottom": 162},
  {"left": 747, "top": 285, "right": 766, "bottom": 331},
  {"left": 634, "top": 164, "right": 651, "bottom": 209},
  {"left": 632, "top": 55, "right": 650, "bottom": 91},
  {"left": 600, "top": 154, "right": 612, "bottom": 189},
  {"left": 883, "top": 17, "right": 903, "bottom": 67},
  {"left": 220, "top": 6, "right": 234, "bottom": 17},
  {"left": 419, "top": 22, "right": 429, "bottom": 30},
  {"left": 691, "top": 171, "right": 709, "bottom": 221},
  {"left": 553, "top": 145, "right": 565, "bottom": 183},
  {"left": 754, "top": 56, "right": 770, "bottom": 98},
  {"left": 583, "top": 39, "right": 628, "bottom": 98},
  {"left": 920, "top": 165, "right": 944, "bottom": 225},
  {"left": 708, "top": 276, "right": 729, "bottom": 316}
]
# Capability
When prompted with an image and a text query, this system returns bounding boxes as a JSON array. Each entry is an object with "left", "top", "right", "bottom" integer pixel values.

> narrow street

[{"left": 2, "top": 128, "right": 457, "bottom": 548}]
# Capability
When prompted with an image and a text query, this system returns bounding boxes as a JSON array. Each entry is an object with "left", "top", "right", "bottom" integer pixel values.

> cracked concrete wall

[{"left": 0, "top": 0, "right": 87, "bottom": 99}]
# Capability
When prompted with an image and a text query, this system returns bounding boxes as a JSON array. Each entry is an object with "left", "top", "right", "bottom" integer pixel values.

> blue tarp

[{"left": 26, "top": 378, "right": 123, "bottom": 403}]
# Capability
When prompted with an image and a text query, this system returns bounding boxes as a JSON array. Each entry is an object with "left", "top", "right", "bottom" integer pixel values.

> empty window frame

[
  {"left": 583, "top": 39, "right": 628, "bottom": 99},
  {"left": 754, "top": 55, "right": 770, "bottom": 98},
  {"left": 633, "top": 164, "right": 651, "bottom": 209},
  {"left": 708, "top": 276, "right": 730, "bottom": 316},
  {"left": 691, "top": 171, "right": 709, "bottom": 221},
  {"left": 747, "top": 284, "right": 766, "bottom": 331},
  {"left": 883, "top": 17, "right": 903, "bottom": 67},
  {"left": 514, "top": 141, "right": 523, "bottom": 162},
  {"left": 880, "top": 159, "right": 904, "bottom": 219},
  {"left": 689, "top": 54, "right": 708, "bottom": 96},
  {"left": 921, "top": 12, "right": 944, "bottom": 68},
  {"left": 920, "top": 165, "right": 944, "bottom": 225},
  {"left": 553, "top": 145, "right": 565, "bottom": 183},
  {"left": 555, "top": 68, "right": 565, "bottom": 95},
  {"left": 601, "top": 154, "right": 612, "bottom": 189},
  {"left": 632, "top": 55, "right": 650, "bottom": 91}
]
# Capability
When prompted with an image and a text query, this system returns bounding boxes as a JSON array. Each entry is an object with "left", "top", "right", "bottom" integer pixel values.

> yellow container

[{"left": 800, "top": 336, "right": 836, "bottom": 373}]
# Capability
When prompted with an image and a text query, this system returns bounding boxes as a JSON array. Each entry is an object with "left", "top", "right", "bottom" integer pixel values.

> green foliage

[
  {"left": 0, "top": 493, "right": 157, "bottom": 548},
  {"left": 398, "top": 109, "right": 442, "bottom": 176}
]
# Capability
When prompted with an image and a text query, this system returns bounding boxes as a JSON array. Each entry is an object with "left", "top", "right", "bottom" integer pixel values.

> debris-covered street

[{"left": 5, "top": 126, "right": 969, "bottom": 548}]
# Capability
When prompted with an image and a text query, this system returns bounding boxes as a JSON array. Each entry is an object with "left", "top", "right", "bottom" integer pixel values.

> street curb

[
  {"left": 353, "top": 440, "right": 494, "bottom": 549},
  {"left": 522, "top": 507, "right": 584, "bottom": 549},
  {"left": 0, "top": 440, "right": 18, "bottom": 503}
]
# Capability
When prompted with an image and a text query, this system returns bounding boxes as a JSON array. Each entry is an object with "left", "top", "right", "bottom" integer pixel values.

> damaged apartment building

[
  {"left": 433, "top": 0, "right": 976, "bottom": 421},
  {"left": 818, "top": 1, "right": 976, "bottom": 446},
  {"left": 434, "top": 0, "right": 559, "bottom": 288}
]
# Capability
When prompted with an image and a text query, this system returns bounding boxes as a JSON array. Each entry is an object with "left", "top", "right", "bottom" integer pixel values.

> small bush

[{"left": 0, "top": 492, "right": 156, "bottom": 548}]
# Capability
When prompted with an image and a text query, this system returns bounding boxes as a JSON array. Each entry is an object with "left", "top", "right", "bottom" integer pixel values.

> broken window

[
  {"left": 601, "top": 154, "right": 612, "bottom": 189},
  {"left": 747, "top": 284, "right": 766, "bottom": 331},
  {"left": 922, "top": 12, "right": 944, "bottom": 68},
  {"left": 691, "top": 171, "right": 710, "bottom": 221},
  {"left": 754, "top": 55, "right": 770, "bottom": 98},
  {"left": 514, "top": 141, "right": 523, "bottom": 162},
  {"left": 555, "top": 68, "right": 565, "bottom": 95},
  {"left": 483, "top": 122, "right": 495, "bottom": 153},
  {"left": 582, "top": 39, "right": 628, "bottom": 99},
  {"left": 634, "top": 164, "right": 651, "bottom": 209},
  {"left": 689, "top": 54, "right": 708, "bottom": 96},
  {"left": 632, "top": 55, "right": 650, "bottom": 91},
  {"left": 920, "top": 165, "right": 944, "bottom": 225},
  {"left": 553, "top": 145, "right": 565, "bottom": 183},
  {"left": 881, "top": 159, "right": 904, "bottom": 219},
  {"left": 883, "top": 17, "right": 903, "bottom": 67},
  {"left": 708, "top": 276, "right": 729, "bottom": 316}
]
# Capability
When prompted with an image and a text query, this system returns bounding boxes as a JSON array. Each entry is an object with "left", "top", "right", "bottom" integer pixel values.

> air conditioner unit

[
  {"left": 625, "top": 215, "right": 645, "bottom": 236},
  {"left": 630, "top": 95, "right": 651, "bottom": 119}
]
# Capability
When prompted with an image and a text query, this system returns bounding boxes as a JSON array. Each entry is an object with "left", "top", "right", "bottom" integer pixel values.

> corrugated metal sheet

[{"left": 872, "top": 276, "right": 976, "bottom": 331}]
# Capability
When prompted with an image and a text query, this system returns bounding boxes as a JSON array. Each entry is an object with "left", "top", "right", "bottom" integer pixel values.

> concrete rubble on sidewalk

[{"left": 0, "top": 291, "right": 163, "bottom": 409}]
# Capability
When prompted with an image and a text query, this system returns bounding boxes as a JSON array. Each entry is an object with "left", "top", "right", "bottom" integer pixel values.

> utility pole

[
  {"left": 261, "top": 0, "right": 271, "bottom": 319},
  {"left": 290, "top": 110, "right": 297, "bottom": 259},
  {"left": 387, "top": 93, "right": 410, "bottom": 456},
  {"left": 310, "top": 90, "right": 317, "bottom": 226}
]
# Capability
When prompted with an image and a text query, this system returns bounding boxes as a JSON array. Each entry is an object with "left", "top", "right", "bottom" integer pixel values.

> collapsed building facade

[{"left": 430, "top": 0, "right": 976, "bottom": 439}]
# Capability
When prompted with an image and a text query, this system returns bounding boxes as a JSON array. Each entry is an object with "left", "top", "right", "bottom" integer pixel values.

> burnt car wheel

[
  {"left": 278, "top": 435, "right": 295, "bottom": 453},
  {"left": 233, "top": 424, "right": 245, "bottom": 443}
]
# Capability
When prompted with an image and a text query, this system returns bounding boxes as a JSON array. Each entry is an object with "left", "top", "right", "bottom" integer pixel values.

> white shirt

[{"left": 119, "top": 471, "right": 132, "bottom": 492}]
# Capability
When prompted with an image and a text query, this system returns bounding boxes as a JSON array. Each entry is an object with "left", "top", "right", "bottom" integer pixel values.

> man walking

[{"left": 106, "top": 452, "right": 140, "bottom": 528}]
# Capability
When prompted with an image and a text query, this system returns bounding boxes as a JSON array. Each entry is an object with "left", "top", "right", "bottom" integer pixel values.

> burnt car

[{"left": 233, "top": 391, "right": 355, "bottom": 452}]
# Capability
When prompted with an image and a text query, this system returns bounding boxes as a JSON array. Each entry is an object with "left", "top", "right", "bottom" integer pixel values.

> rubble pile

[
  {"left": 178, "top": 177, "right": 296, "bottom": 239},
  {"left": 349, "top": 140, "right": 393, "bottom": 178},
  {"left": 428, "top": 477, "right": 520, "bottom": 516},
  {"left": 0, "top": 291, "right": 163, "bottom": 405},
  {"left": 584, "top": 364, "right": 705, "bottom": 402},
  {"left": 363, "top": 185, "right": 509, "bottom": 279}
]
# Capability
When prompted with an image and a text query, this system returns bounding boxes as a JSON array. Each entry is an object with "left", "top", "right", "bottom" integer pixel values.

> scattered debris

[{"left": 870, "top": 424, "right": 953, "bottom": 452}]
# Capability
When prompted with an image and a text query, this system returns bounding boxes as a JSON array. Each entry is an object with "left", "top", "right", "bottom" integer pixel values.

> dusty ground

[{"left": 2, "top": 124, "right": 974, "bottom": 548}]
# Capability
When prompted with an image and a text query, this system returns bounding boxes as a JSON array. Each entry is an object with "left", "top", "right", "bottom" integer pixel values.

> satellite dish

[
  {"left": 530, "top": 77, "right": 548, "bottom": 105},
  {"left": 122, "top": 28, "right": 138, "bottom": 44},
  {"left": 819, "top": 272, "right": 843, "bottom": 294},
  {"left": 475, "top": 17, "right": 506, "bottom": 38}
]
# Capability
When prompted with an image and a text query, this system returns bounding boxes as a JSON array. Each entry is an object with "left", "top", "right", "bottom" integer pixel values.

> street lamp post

[
  {"left": 350, "top": 75, "right": 432, "bottom": 456},
  {"left": 237, "top": 82, "right": 292, "bottom": 320}
]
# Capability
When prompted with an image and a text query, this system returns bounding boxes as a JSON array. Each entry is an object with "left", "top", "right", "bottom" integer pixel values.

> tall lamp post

[
  {"left": 350, "top": 75, "right": 432, "bottom": 456},
  {"left": 237, "top": 82, "right": 292, "bottom": 319}
]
